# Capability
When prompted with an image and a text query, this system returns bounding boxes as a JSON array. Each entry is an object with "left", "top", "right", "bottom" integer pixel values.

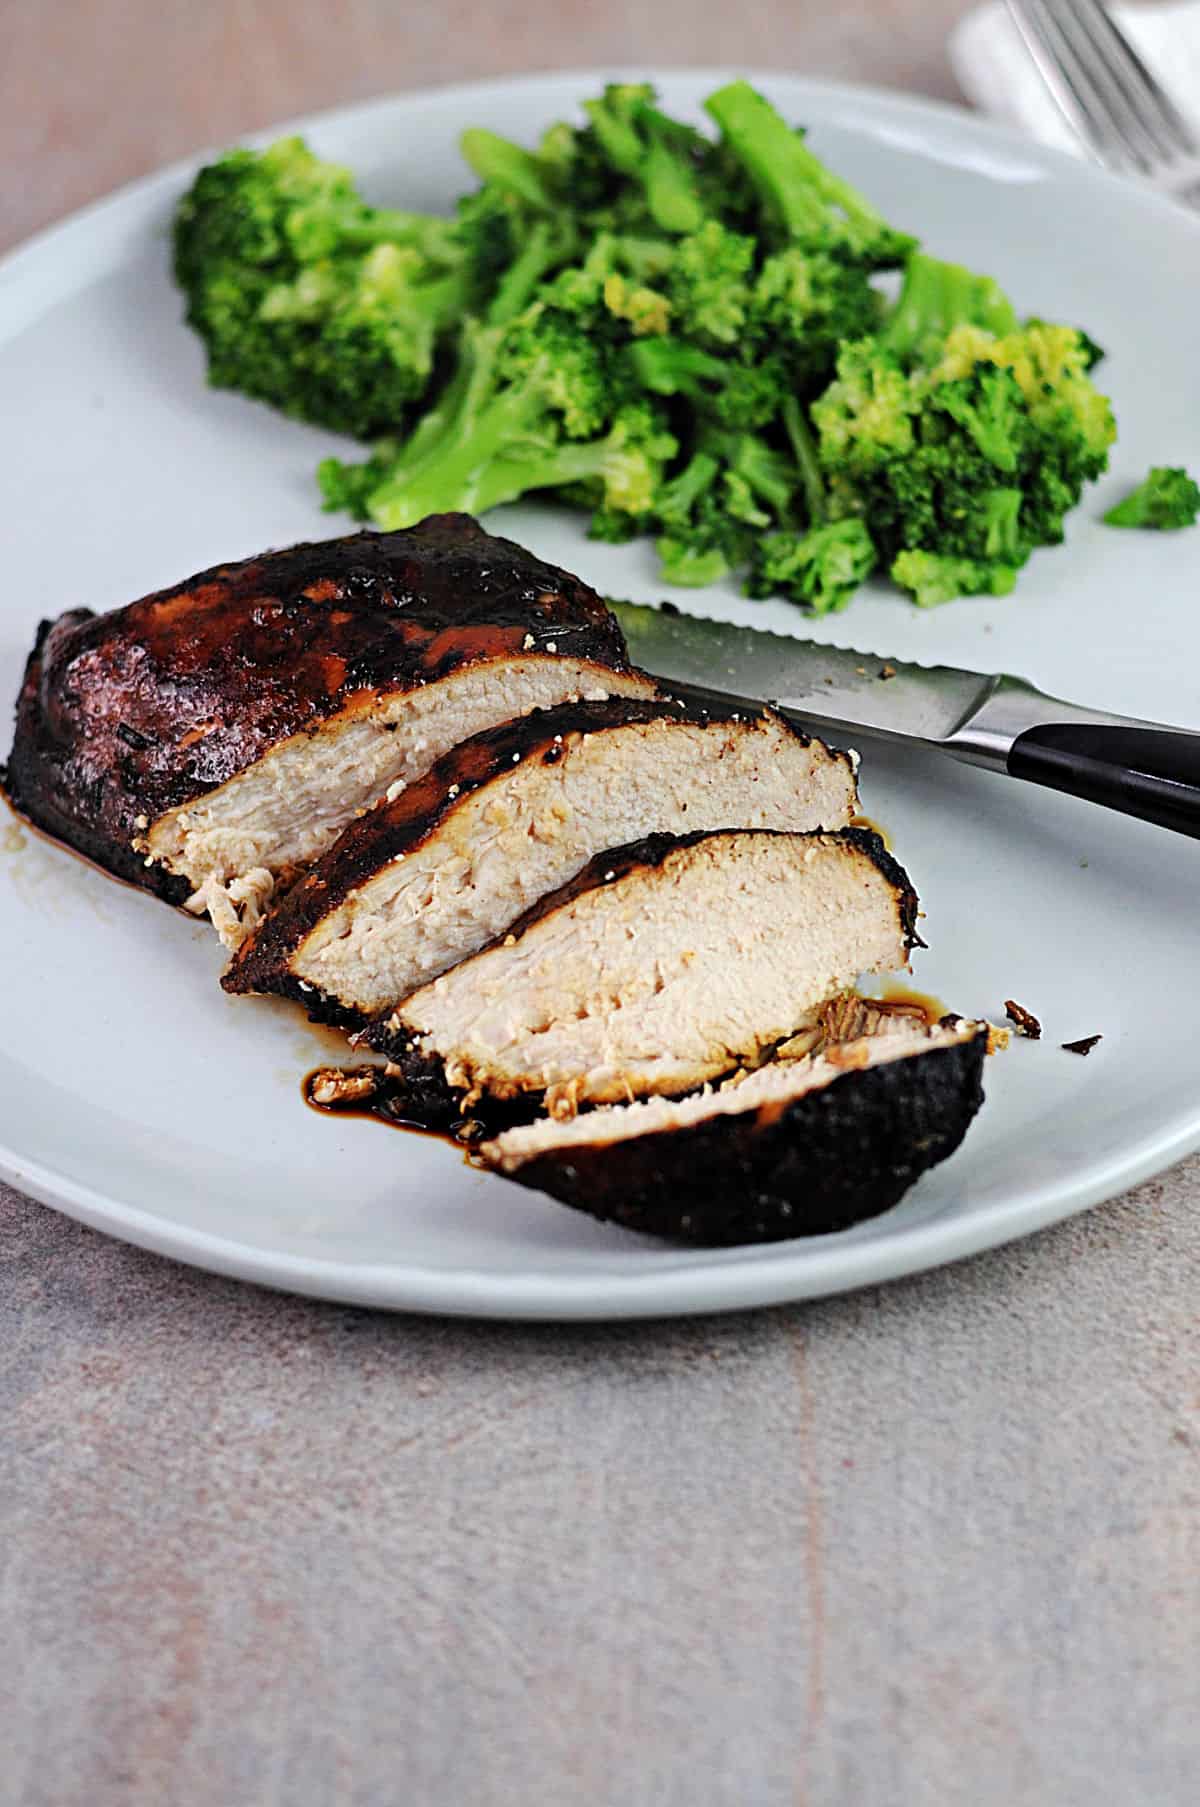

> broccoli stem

[
  {"left": 627, "top": 337, "right": 728, "bottom": 397},
  {"left": 880, "top": 253, "right": 1017, "bottom": 367},
  {"left": 362, "top": 323, "right": 647, "bottom": 528},
  {"left": 781, "top": 394, "right": 827, "bottom": 525},
  {"left": 582, "top": 97, "right": 645, "bottom": 174},
  {"left": 485, "top": 219, "right": 575, "bottom": 323},
  {"left": 983, "top": 487, "right": 1025, "bottom": 560},
  {"left": 704, "top": 80, "right": 887, "bottom": 242},
  {"left": 642, "top": 137, "right": 707, "bottom": 235},
  {"left": 657, "top": 448, "right": 722, "bottom": 525},
  {"left": 368, "top": 386, "right": 544, "bottom": 526},
  {"left": 363, "top": 322, "right": 531, "bottom": 526},
  {"left": 722, "top": 433, "right": 797, "bottom": 518},
  {"left": 459, "top": 129, "right": 557, "bottom": 212},
  {"left": 297, "top": 203, "right": 464, "bottom": 264},
  {"left": 583, "top": 91, "right": 707, "bottom": 235},
  {"left": 656, "top": 540, "right": 733, "bottom": 587}
]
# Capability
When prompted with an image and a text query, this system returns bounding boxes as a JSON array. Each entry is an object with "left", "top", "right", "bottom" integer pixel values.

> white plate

[{"left": 2, "top": 72, "right": 1199, "bottom": 1319}]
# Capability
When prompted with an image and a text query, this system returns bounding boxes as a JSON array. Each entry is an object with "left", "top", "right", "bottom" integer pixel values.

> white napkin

[{"left": 948, "top": 1, "right": 1200, "bottom": 153}]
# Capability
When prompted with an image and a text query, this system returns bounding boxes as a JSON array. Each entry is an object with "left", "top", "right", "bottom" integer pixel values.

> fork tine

[
  {"left": 1008, "top": 0, "right": 1146, "bottom": 171},
  {"left": 1008, "top": 0, "right": 1199, "bottom": 179},
  {"left": 1073, "top": 0, "right": 1199, "bottom": 160},
  {"left": 1044, "top": 0, "right": 1169, "bottom": 170}
]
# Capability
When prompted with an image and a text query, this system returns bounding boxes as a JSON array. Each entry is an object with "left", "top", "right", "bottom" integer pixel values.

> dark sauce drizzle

[
  {"left": 302, "top": 1066, "right": 482, "bottom": 1148},
  {"left": 871, "top": 978, "right": 949, "bottom": 1026}
]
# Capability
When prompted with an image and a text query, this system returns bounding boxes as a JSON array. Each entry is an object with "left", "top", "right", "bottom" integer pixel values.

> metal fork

[{"left": 1005, "top": 0, "right": 1200, "bottom": 205}]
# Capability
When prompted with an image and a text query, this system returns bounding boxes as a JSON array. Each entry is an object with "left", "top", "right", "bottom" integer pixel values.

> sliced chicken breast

[
  {"left": 225, "top": 698, "right": 859, "bottom": 1022},
  {"left": 480, "top": 1020, "right": 986, "bottom": 1243},
  {"left": 4, "top": 514, "right": 653, "bottom": 943},
  {"left": 368, "top": 828, "right": 916, "bottom": 1117}
]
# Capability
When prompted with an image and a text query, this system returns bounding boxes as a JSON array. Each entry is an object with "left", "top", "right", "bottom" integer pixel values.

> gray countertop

[{"left": 2, "top": 3, "right": 1198, "bottom": 1801}]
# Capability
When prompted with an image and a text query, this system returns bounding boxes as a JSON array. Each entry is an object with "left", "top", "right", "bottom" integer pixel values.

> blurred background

[{"left": 3, "top": 0, "right": 978, "bottom": 252}]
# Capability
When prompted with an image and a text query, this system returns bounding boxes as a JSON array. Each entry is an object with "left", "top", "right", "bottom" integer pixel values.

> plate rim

[
  {"left": 3, "top": 67, "right": 1198, "bottom": 1318},
  {"left": 2, "top": 1107, "right": 1193, "bottom": 1319}
]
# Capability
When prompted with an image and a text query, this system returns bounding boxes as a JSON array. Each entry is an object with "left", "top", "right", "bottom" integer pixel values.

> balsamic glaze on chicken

[
  {"left": 3, "top": 515, "right": 654, "bottom": 942},
  {"left": 480, "top": 1021, "right": 986, "bottom": 1243}
]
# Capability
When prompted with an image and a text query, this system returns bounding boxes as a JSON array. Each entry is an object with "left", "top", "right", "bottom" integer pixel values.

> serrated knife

[{"left": 610, "top": 601, "right": 1200, "bottom": 839}]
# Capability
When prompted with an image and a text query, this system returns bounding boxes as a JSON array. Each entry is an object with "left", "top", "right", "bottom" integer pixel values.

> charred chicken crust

[
  {"left": 480, "top": 1029, "right": 986, "bottom": 1244},
  {"left": 3, "top": 514, "right": 641, "bottom": 899}
]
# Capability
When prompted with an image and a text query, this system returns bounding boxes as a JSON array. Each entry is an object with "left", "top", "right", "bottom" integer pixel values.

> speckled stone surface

[
  {"left": 3, "top": 1174, "right": 1199, "bottom": 1805},
  {"left": 3, "top": 3, "right": 1199, "bottom": 1801}
]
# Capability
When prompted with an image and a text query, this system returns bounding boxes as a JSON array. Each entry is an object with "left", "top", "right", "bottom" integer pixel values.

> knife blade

[{"left": 609, "top": 600, "right": 1200, "bottom": 840}]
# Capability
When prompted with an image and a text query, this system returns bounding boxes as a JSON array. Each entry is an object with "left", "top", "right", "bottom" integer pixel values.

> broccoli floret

[
  {"left": 656, "top": 446, "right": 722, "bottom": 518},
  {"left": 465, "top": 86, "right": 714, "bottom": 240},
  {"left": 703, "top": 81, "right": 915, "bottom": 266},
  {"left": 646, "top": 429, "right": 803, "bottom": 588},
  {"left": 585, "top": 506, "right": 645, "bottom": 545},
  {"left": 879, "top": 252, "right": 1018, "bottom": 370},
  {"left": 555, "top": 402, "right": 681, "bottom": 518},
  {"left": 1103, "top": 466, "right": 1200, "bottom": 530},
  {"left": 458, "top": 129, "right": 561, "bottom": 213},
  {"left": 1024, "top": 317, "right": 1105, "bottom": 371},
  {"left": 454, "top": 186, "right": 579, "bottom": 322},
  {"left": 317, "top": 439, "right": 400, "bottom": 518},
  {"left": 651, "top": 446, "right": 751, "bottom": 587},
  {"left": 891, "top": 550, "right": 1018, "bottom": 608},
  {"left": 173, "top": 137, "right": 468, "bottom": 436},
  {"left": 663, "top": 221, "right": 756, "bottom": 346},
  {"left": 721, "top": 433, "right": 800, "bottom": 522},
  {"left": 931, "top": 323, "right": 1115, "bottom": 463},
  {"left": 582, "top": 85, "right": 710, "bottom": 235},
  {"left": 538, "top": 235, "right": 674, "bottom": 338},
  {"left": 747, "top": 519, "right": 877, "bottom": 612},
  {"left": 180, "top": 86, "right": 1130, "bottom": 618},
  {"left": 811, "top": 320, "right": 1115, "bottom": 601},
  {"left": 656, "top": 537, "right": 739, "bottom": 587},
  {"left": 749, "top": 246, "right": 882, "bottom": 392},
  {"left": 321, "top": 303, "right": 676, "bottom": 530},
  {"left": 930, "top": 364, "right": 1024, "bottom": 472},
  {"left": 627, "top": 337, "right": 787, "bottom": 430},
  {"left": 810, "top": 342, "right": 918, "bottom": 470}
]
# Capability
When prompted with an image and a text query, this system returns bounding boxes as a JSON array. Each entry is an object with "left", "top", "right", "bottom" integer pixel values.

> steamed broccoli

[
  {"left": 319, "top": 299, "right": 676, "bottom": 530},
  {"left": 581, "top": 85, "right": 710, "bottom": 235},
  {"left": 651, "top": 447, "right": 745, "bottom": 585},
  {"left": 453, "top": 185, "right": 580, "bottom": 323},
  {"left": 748, "top": 246, "right": 882, "bottom": 392},
  {"left": 176, "top": 86, "right": 1132, "bottom": 617},
  {"left": 878, "top": 251, "right": 1017, "bottom": 369},
  {"left": 463, "top": 85, "right": 717, "bottom": 241},
  {"left": 173, "top": 137, "right": 470, "bottom": 436},
  {"left": 891, "top": 549, "right": 1018, "bottom": 609},
  {"left": 662, "top": 221, "right": 756, "bottom": 345},
  {"left": 810, "top": 280, "right": 1116, "bottom": 604},
  {"left": 747, "top": 519, "right": 878, "bottom": 613},
  {"left": 626, "top": 337, "right": 788, "bottom": 430},
  {"left": 703, "top": 80, "right": 916, "bottom": 267},
  {"left": 1103, "top": 466, "right": 1200, "bottom": 530},
  {"left": 648, "top": 430, "right": 804, "bottom": 586}
]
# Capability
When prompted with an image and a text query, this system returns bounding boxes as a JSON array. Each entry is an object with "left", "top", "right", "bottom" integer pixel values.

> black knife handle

[{"left": 1007, "top": 722, "right": 1200, "bottom": 838}]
